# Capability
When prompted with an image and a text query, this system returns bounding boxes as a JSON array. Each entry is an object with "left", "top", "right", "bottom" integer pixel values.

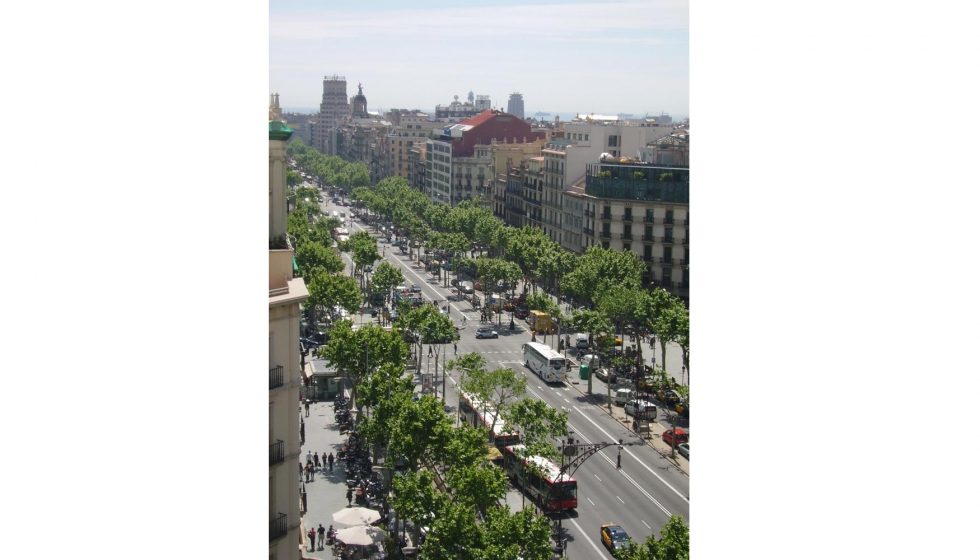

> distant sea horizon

[{"left": 282, "top": 107, "right": 686, "bottom": 122}]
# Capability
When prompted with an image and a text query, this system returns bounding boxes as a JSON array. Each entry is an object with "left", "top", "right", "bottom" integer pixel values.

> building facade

[
  {"left": 434, "top": 93, "right": 491, "bottom": 123},
  {"left": 572, "top": 161, "right": 690, "bottom": 299},
  {"left": 312, "top": 75, "right": 349, "bottom": 155},
  {"left": 269, "top": 119, "right": 309, "bottom": 560},
  {"left": 424, "top": 110, "right": 546, "bottom": 207},
  {"left": 385, "top": 110, "right": 433, "bottom": 182}
]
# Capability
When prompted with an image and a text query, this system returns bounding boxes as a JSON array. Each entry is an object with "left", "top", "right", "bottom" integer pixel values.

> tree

[
  {"left": 391, "top": 469, "right": 449, "bottom": 550},
  {"left": 294, "top": 242, "right": 344, "bottom": 280},
  {"left": 418, "top": 502, "right": 483, "bottom": 560},
  {"left": 388, "top": 394, "right": 455, "bottom": 472},
  {"left": 357, "top": 362, "right": 414, "bottom": 451},
  {"left": 570, "top": 310, "right": 613, "bottom": 394},
  {"left": 286, "top": 169, "right": 302, "bottom": 188},
  {"left": 460, "top": 366, "right": 527, "bottom": 443},
  {"left": 615, "top": 515, "right": 689, "bottom": 560},
  {"left": 563, "top": 245, "right": 644, "bottom": 306},
  {"left": 317, "top": 321, "right": 406, "bottom": 410},
  {"left": 306, "top": 271, "right": 361, "bottom": 321},
  {"left": 368, "top": 261, "right": 403, "bottom": 300},
  {"left": 476, "top": 506, "right": 555, "bottom": 560},
  {"left": 445, "top": 462, "right": 508, "bottom": 517}
]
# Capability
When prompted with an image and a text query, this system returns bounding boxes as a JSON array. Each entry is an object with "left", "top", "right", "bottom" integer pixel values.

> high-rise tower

[
  {"left": 507, "top": 92, "right": 525, "bottom": 120},
  {"left": 312, "top": 75, "right": 349, "bottom": 155}
]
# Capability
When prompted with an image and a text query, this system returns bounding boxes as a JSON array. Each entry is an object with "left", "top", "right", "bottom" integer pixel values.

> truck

[{"left": 527, "top": 310, "right": 551, "bottom": 333}]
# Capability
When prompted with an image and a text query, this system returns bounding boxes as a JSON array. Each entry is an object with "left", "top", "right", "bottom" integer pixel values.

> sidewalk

[{"left": 298, "top": 397, "right": 351, "bottom": 559}]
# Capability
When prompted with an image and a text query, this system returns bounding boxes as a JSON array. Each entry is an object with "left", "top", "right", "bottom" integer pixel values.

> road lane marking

[
  {"left": 594, "top": 474, "right": 601, "bottom": 482},
  {"left": 572, "top": 408, "right": 689, "bottom": 504},
  {"left": 564, "top": 398, "right": 570, "bottom": 403},
  {"left": 568, "top": 421, "right": 672, "bottom": 517},
  {"left": 587, "top": 498, "right": 595, "bottom": 506},
  {"left": 616, "top": 495, "right": 624, "bottom": 504},
  {"left": 566, "top": 516, "right": 606, "bottom": 559},
  {"left": 642, "top": 520, "right": 651, "bottom": 529}
]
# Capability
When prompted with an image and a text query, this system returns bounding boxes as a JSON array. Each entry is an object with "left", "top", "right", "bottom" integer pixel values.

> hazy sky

[{"left": 270, "top": 0, "right": 688, "bottom": 117}]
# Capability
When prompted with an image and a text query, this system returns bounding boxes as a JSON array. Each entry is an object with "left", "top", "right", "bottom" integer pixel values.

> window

[
  {"left": 623, "top": 243, "right": 631, "bottom": 252},
  {"left": 602, "top": 241, "right": 610, "bottom": 250}
]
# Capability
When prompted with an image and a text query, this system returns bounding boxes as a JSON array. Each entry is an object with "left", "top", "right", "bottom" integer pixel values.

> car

[
  {"left": 459, "top": 281, "right": 474, "bottom": 294},
  {"left": 625, "top": 399, "right": 657, "bottom": 419},
  {"left": 662, "top": 428, "right": 688, "bottom": 446},
  {"left": 411, "top": 284, "right": 422, "bottom": 293},
  {"left": 594, "top": 368, "right": 617, "bottom": 384},
  {"left": 677, "top": 442, "right": 689, "bottom": 459},
  {"left": 600, "top": 524, "right": 631, "bottom": 552},
  {"left": 657, "top": 389, "right": 682, "bottom": 406},
  {"left": 475, "top": 327, "right": 498, "bottom": 339},
  {"left": 514, "top": 307, "right": 529, "bottom": 319},
  {"left": 675, "top": 400, "right": 689, "bottom": 418}
]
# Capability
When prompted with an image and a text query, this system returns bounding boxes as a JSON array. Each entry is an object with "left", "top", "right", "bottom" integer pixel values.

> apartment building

[
  {"left": 269, "top": 119, "right": 309, "bottom": 560},
  {"left": 385, "top": 110, "right": 434, "bottom": 182},
  {"left": 571, "top": 160, "right": 689, "bottom": 299},
  {"left": 476, "top": 138, "right": 545, "bottom": 216},
  {"left": 424, "top": 110, "right": 546, "bottom": 207}
]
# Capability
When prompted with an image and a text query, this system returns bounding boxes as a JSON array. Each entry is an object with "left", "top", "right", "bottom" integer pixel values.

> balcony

[
  {"left": 599, "top": 230, "right": 612, "bottom": 239},
  {"left": 661, "top": 236, "right": 674, "bottom": 244},
  {"left": 643, "top": 254, "right": 654, "bottom": 262},
  {"left": 585, "top": 176, "right": 689, "bottom": 204},
  {"left": 661, "top": 281, "right": 674, "bottom": 289},
  {"left": 621, "top": 233, "right": 633, "bottom": 240},
  {"left": 586, "top": 209, "right": 595, "bottom": 218},
  {"left": 683, "top": 237, "right": 689, "bottom": 245},
  {"left": 621, "top": 214, "right": 633, "bottom": 222},
  {"left": 270, "top": 513, "right": 288, "bottom": 542},
  {"left": 269, "top": 365, "right": 284, "bottom": 390},
  {"left": 643, "top": 234, "right": 655, "bottom": 243},
  {"left": 664, "top": 217, "right": 674, "bottom": 225},
  {"left": 643, "top": 215, "right": 654, "bottom": 224},
  {"left": 681, "top": 258, "right": 690, "bottom": 266},
  {"left": 684, "top": 217, "right": 689, "bottom": 225},
  {"left": 660, "top": 257, "right": 675, "bottom": 265},
  {"left": 583, "top": 227, "right": 595, "bottom": 236},
  {"left": 270, "top": 439, "right": 285, "bottom": 466},
  {"left": 600, "top": 212, "right": 612, "bottom": 221},
  {"left": 464, "top": 173, "right": 472, "bottom": 178}
]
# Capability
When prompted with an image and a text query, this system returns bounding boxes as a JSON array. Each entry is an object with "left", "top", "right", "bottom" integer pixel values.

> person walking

[
  {"left": 322, "top": 451, "right": 328, "bottom": 470},
  {"left": 453, "top": 342, "right": 458, "bottom": 355},
  {"left": 304, "top": 400, "right": 310, "bottom": 417},
  {"left": 346, "top": 488, "right": 353, "bottom": 507},
  {"left": 306, "top": 450, "right": 313, "bottom": 466},
  {"left": 327, "top": 452, "right": 334, "bottom": 472},
  {"left": 317, "top": 524, "right": 326, "bottom": 549},
  {"left": 308, "top": 528, "right": 316, "bottom": 551},
  {"left": 313, "top": 452, "right": 321, "bottom": 470}
]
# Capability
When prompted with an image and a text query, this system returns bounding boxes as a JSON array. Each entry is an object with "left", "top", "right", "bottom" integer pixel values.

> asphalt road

[{"left": 318, "top": 193, "right": 690, "bottom": 558}]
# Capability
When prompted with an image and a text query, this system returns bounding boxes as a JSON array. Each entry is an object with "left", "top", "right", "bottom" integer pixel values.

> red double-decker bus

[{"left": 500, "top": 445, "right": 578, "bottom": 512}]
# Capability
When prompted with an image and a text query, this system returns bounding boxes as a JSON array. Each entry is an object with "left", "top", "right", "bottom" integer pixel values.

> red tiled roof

[{"left": 458, "top": 109, "right": 505, "bottom": 127}]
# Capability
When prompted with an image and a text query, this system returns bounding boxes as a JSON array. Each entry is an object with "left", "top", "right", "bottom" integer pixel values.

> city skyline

[{"left": 270, "top": 0, "right": 689, "bottom": 118}]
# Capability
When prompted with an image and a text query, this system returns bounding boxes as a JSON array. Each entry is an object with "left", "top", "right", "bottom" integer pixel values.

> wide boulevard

[{"left": 319, "top": 190, "right": 690, "bottom": 559}]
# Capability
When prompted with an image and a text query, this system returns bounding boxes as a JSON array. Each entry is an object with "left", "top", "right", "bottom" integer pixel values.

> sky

[{"left": 270, "top": 0, "right": 688, "bottom": 118}]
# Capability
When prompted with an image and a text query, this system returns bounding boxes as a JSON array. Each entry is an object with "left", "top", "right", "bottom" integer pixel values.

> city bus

[
  {"left": 458, "top": 391, "right": 520, "bottom": 447},
  {"left": 523, "top": 341, "right": 566, "bottom": 383},
  {"left": 500, "top": 445, "right": 577, "bottom": 512}
]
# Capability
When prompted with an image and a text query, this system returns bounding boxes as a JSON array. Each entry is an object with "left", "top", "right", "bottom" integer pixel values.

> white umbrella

[
  {"left": 335, "top": 524, "right": 387, "bottom": 546},
  {"left": 333, "top": 506, "right": 381, "bottom": 526}
]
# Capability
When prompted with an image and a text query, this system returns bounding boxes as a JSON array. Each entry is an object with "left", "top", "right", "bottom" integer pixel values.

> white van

[
  {"left": 615, "top": 388, "right": 637, "bottom": 406},
  {"left": 575, "top": 333, "right": 590, "bottom": 349},
  {"left": 625, "top": 399, "right": 657, "bottom": 420}
]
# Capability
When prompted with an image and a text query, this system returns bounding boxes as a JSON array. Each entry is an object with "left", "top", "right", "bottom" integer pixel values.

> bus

[
  {"left": 500, "top": 445, "right": 577, "bottom": 512},
  {"left": 458, "top": 392, "right": 520, "bottom": 447},
  {"left": 332, "top": 227, "right": 349, "bottom": 243},
  {"left": 523, "top": 341, "right": 566, "bottom": 383}
]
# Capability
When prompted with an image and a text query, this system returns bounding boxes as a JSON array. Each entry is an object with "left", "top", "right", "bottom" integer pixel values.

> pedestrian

[
  {"left": 328, "top": 452, "right": 334, "bottom": 472},
  {"left": 308, "top": 528, "right": 316, "bottom": 551},
  {"left": 454, "top": 342, "right": 458, "bottom": 355},
  {"left": 321, "top": 451, "right": 328, "bottom": 469},
  {"left": 306, "top": 450, "right": 313, "bottom": 466},
  {"left": 299, "top": 462, "right": 303, "bottom": 479},
  {"left": 314, "top": 452, "right": 321, "bottom": 469},
  {"left": 317, "top": 524, "right": 326, "bottom": 549},
  {"left": 346, "top": 488, "right": 353, "bottom": 506},
  {"left": 327, "top": 525, "right": 336, "bottom": 545},
  {"left": 304, "top": 400, "right": 310, "bottom": 417}
]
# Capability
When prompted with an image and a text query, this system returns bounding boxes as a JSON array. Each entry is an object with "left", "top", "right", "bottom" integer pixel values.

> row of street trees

[{"left": 288, "top": 138, "right": 369, "bottom": 193}]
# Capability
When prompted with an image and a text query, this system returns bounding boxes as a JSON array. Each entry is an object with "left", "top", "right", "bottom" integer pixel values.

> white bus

[{"left": 523, "top": 341, "right": 566, "bottom": 383}]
